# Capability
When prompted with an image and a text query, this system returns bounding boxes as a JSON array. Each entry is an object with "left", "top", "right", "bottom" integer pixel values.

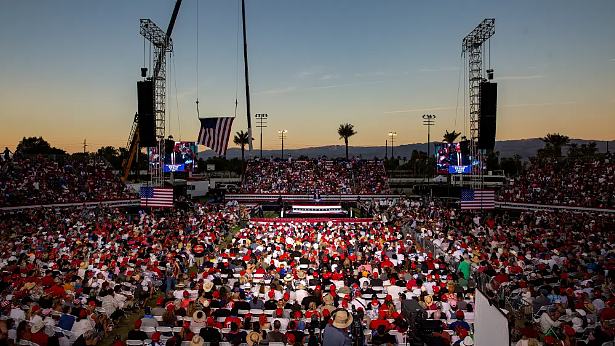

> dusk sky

[{"left": 1, "top": 0, "right": 614, "bottom": 153}]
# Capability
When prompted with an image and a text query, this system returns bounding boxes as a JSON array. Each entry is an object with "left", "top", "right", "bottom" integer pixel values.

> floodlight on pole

[
  {"left": 255, "top": 114, "right": 268, "bottom": 159},
  {"left": 388, "top": 132, "right": 397, "bottom": 158},
  {"left": 422, "top": 114, "right": 436, "bottom": 178},
  {"left": 278, "top": 130, "right": 287, "bottom": 158}
]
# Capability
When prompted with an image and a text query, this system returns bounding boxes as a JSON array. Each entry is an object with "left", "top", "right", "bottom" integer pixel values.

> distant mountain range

[{"left": 198, "top": 138, "right": 612, "bottom": 161}]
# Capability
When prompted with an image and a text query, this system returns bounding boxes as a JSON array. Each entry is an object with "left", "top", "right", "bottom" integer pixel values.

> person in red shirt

[
  {"left": 30, "top": 321, "right": 49, "bottom": 346},
  {"left": 369, "top": 310, "right": 390, "bottom": 331},
  {"left": 493, "top": 269, "right": 509, "bottom": 285},
  {"left": 600, "top": 301, "right": 615, "bottom": 321},
  {"left": 224, "top": 312, "right": 241, "bottom": 328},
  {"left": 41, "top": 273, "right": 55, "bottom": 287}
]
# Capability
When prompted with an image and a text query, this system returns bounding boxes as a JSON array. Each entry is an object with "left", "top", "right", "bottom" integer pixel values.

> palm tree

[
  {"left": 581, "top": 142, "right": 598, "bottom": 157},
  {"left": 233, "top": 130, "right": 249, "bottom": 172},
  {"left": 540, "top": 133, "right": 570, "bottom": 158},
  {"left": 337, "top": 123, "right": 357, "bottom": 159},
  {"left": 443, "top": 130, "right": 461, "bottom": 144}
]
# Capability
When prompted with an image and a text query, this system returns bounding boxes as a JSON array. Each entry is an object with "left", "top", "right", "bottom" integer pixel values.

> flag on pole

[
  {"left": 197, "top": 117, "right": 234, "bottom": 156},
  {"left": 140, "top": 186, "right": 174, "bottom": 208},
  {"left": 461, "top": 189, "right": 495, "bottom": 210}
]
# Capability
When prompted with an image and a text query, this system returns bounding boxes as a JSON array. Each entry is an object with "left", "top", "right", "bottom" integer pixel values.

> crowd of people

[
  {"left": 241, "top": 159, "right": 390, "bottom": 195},
  {"left": 499, "top": 155, "right": 615, "bottom": 208},
  {"left": 1, "top": 151, "right": 615, "bottom": 346},
  {"left": 0, "top": 155, "right": 136, "bottom": 207},
  {"left": 370, "top": 198, "right": 615, "bottom": 346}
]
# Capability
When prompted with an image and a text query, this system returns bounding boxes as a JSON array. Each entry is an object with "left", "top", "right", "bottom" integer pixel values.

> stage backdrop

[{"left": 474, "top": 289, "right": 509, "bottom": 346}]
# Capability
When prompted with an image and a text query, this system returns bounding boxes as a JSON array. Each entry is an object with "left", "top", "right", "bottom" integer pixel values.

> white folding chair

[
  {"left": 157, "top": 326, "right": 173, "bottom": 334},
  {"left": 140, "top": 326, "right": 156, "bottom": 337},
  {"left": 125, "top": 341, "right": 144, "bottom": 346}
]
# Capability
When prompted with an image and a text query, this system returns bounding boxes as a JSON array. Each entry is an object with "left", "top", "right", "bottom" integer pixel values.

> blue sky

[{"left": 0, "top": 0, "right": 614, "bottom": 153}]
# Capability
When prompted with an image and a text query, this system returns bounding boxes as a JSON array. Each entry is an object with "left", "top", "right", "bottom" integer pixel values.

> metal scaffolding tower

[
  {"left": 140, "top": 19, "right": 172, "bottom": 186},
  {"left": 462, "top": 18, "right": 495, "bottom": 189}
]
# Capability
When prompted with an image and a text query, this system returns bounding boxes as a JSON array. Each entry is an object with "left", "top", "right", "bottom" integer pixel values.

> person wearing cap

[
  {"left": 141, "top": 307, "right": 159, "bottom": 329},
  {"left": 127, "top": 319, "right": 148, "bottom": 341},
  {"left": 322, "top": 309, "right": 352, "bottom": 346},
  {"left": 199, "top": 317, "right": 222, "bottom": 342},
  {"left": 30, "top": 320, "right": 49, "bottom": 346},
  {"left": 179, "top": 321, "right": 195, "bottom": 342},
  {"left": 151, "top": 298, "right": 166, "bottom": 316},
  {"left": 72, "top": 309, "right": 94, "bottom": 341},
  {"left": 369, "top": 310, "right": 390, "bottom": 332},
  {"left": 285, "top": 320, "right": 305, "bottom": 345},
  {"left": 533, "top": 290, "right": 551, "bottom": 314},
  {"left": 449, "top": 310, "right": 471, "bottom": 334},
  {"left": 189, "top": 335, "right": 204, "bottom": 346}
]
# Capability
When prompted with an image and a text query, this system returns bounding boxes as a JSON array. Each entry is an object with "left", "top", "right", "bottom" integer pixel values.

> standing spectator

[{"left": 322, "top": 310, "right": 352, "bottom": 346}]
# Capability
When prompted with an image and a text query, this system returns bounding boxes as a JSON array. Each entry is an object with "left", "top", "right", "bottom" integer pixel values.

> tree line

[{"left": 10, "top": 130, "right": 605, "bottom": 177}]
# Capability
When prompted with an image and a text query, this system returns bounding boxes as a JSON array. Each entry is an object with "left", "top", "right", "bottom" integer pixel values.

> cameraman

[{"left": 323, "top": 309, "right": 353, "bottom": 346}]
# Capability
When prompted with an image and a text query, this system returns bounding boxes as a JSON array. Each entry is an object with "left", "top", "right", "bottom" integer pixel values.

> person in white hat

[
  {"left": 460, "top": 335, "right": 474, "bottom": 346},
  {"left": 322, "top": 309, "right": 352, "bottom": 346}
]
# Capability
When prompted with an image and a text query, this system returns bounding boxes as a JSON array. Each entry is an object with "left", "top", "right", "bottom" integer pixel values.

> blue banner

[
  {"left": 449, "top": 165, "right": 471, "bottom": 174},
  {"left": 164, "top": 164, "right": 185, "bottom": 172}
]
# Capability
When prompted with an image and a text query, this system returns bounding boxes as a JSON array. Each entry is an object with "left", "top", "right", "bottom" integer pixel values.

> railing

[{"left": 401, "top": 222, "right": 508, "bottom": 300}]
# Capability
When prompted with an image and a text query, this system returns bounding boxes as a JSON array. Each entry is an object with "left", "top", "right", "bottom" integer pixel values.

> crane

[
  {"left": 121, "top": 0, "right": 183, "bottom": 184},
  {"left": 462, "top": 18, "right": 495, "bottom": 189}
]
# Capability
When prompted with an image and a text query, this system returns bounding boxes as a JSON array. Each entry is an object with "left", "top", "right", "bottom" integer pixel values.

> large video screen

[
  {"left": 435, "top": 142, "right": 484, "bottom": 174},
  {"left": 149, "top": 142, "right": 198, "bottom": 173}
]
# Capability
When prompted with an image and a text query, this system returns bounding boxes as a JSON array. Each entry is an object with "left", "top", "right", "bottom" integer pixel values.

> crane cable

[
  {"left": 172, "top": 52, "right": 182, "bottom": 140},
  {"left": 454, "top": 54, "right": 463, "bottom": 132},
  {"left": 234, "top": 0, "right": 241, "bottom": 118},
  {"left": 196, "top": 0, "right": 200, "bottom": 119}
]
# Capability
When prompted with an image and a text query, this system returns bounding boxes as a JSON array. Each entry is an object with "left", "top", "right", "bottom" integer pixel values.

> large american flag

[
  {"left": 461, "top": 189, "right": 495, "bottom": 210},
  {"left": 140, "top": 186, "right": 174, "bottom": 208},
  {"left": 198, "top": 117, "right": 234, "bottom": 156}
]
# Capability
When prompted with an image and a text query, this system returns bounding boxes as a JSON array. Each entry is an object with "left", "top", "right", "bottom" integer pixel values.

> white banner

[
  {"left": 0, "top": 199, "right": 141, "bottom": 211},
  {"left": 474, "top": 289, "right": 509, "bottom": 346}
]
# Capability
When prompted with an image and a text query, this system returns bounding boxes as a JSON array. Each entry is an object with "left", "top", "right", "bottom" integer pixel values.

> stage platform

[
  {"left": 225, "top": 193, "right": 403, "bottom": 203},
  {"left": 251, "top": 218, "right": 374, "bottom": 223}
]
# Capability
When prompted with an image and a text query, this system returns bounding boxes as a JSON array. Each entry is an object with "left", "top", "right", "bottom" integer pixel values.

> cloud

[
  {"left": 295, "top": 66, "right": 324, "bottom": 79},
  {"left": 501, "top": 101, "right": 576, "bottom": 108},
  {"left": 496, "top": 74, "right": 545, "bottom": 81},
  {"left": 418, "top": 66, "right": 459, "bottom": 73},
  {"left": 253, "top": 86, "right": 297, "bottom": 95},
  {"left": 320, "top": 74, "right": 339, "bottom": 80},
  {"left": 384, "top": 106, "right": 456, "bottom": 114},
  {"left": 501, "top": 103, "right": 553, "bottom": 108},
  {"left": 385, "top": 101, "right": 577, "bottom": 114},
  {"left": 610, "top": 58, "right": 615, "bottom": 61},
  {"left": 301, "top": 80, "right": 384, "bottom": 91},
  {"left": 354, "top": 71, "right": 393, "bottom": 78},
  {"left": 175, "top": 87, "right": 197, "bottom": 101},
  {"left": 254, "top": 80, "right": 385, "bottom": 95}
]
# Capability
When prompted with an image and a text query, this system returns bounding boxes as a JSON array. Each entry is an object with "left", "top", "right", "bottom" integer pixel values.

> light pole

[
  {"left": 422, "top": 114, "right": 436, "bottom": 177},
  {"left": 388, "top": 132, "right": 397, "bottom": 159},
  {"left": 278, "top": 130, "right": 287, "bottom": 159},
  {"left": 255, "top": 114, "right": 268, "bottom": 159}
]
